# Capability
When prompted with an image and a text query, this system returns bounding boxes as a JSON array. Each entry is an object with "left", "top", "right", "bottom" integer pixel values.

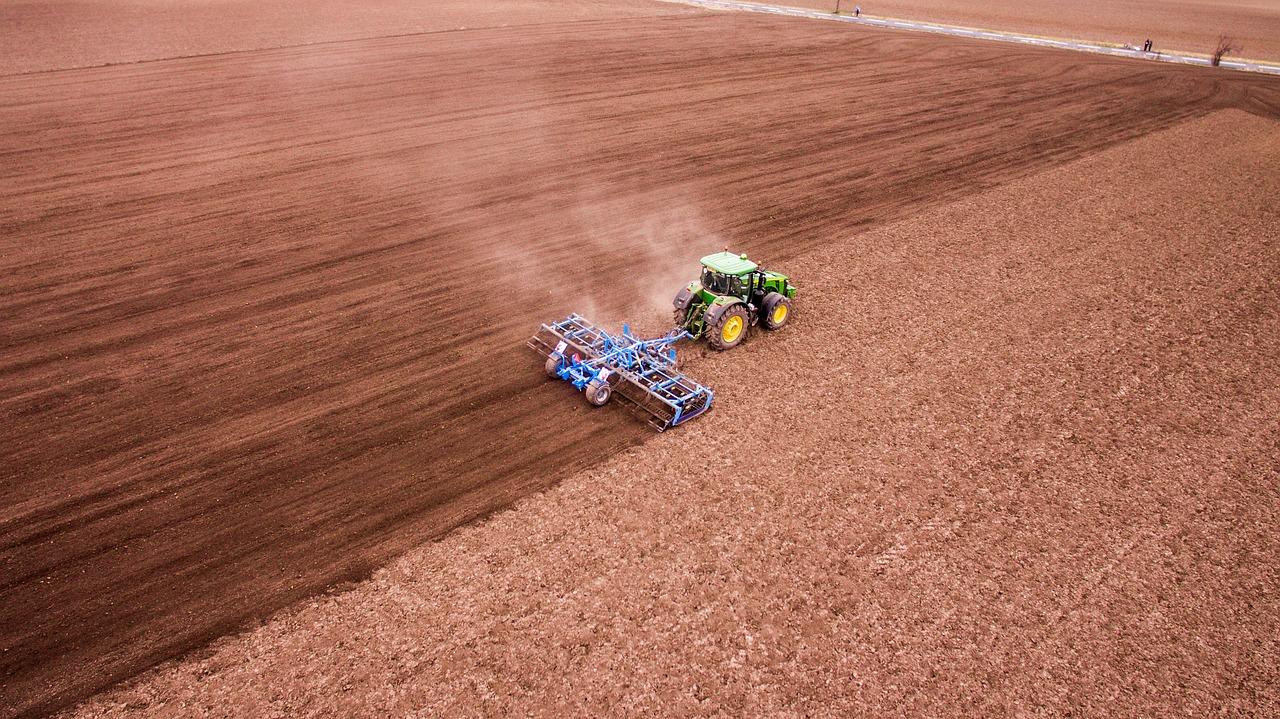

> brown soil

[
  {"left": 3, "top": 6, "right": 1279, "bottom": 719},
  {"left": 779, "top": 0, "right": 1280, "bottom": 62},
  {"left": 0, "top": 0, "right": 694, "bottom": 75},
  {"left": 64, "top": 107, "right": 1280, "bottom": 718}
]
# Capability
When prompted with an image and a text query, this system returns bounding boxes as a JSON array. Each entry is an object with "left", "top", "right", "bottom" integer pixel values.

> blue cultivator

[{"left": 528, "top": 314, "right": 714, "bottom": 431}]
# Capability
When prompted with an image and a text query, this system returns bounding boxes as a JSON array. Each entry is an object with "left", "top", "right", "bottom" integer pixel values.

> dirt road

[
  {"left": 777, "top": 0, "right": 1280, "bottom": 62},
  {"left": 2, "top": 8, "right": 1278, "bottom": 719}
]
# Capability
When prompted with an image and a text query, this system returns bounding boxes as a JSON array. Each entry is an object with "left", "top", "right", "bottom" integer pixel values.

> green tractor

[{"left": 673, "top": 251, "right": 797, "bottom": 350}]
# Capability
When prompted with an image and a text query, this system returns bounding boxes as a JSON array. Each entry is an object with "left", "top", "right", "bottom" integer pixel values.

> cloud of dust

[
  {"left": 256, "top": 54, "right": 733, "bottom": 339},
  {"left": 570, "top": 186, "right": 723, "bottom": 334},
  {"left": 486, "top": 182, "right": 727, "bottom": 336}
]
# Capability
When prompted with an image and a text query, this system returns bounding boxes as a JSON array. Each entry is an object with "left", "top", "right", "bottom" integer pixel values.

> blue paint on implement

[{"left": 529, "top": 314, "right": 714, "bottom": 431}]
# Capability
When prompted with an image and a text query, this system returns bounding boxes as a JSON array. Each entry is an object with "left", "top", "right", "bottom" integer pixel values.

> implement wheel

[
  {"left": 545, "top": 355, "right": 561, "bottom": 378},
  {"left": 708, "top": 304, "right": 748, "bottom": 351},
  {"left": 585, "top": 379, "right": 612, "bottom": 406},
  {"left": 761, "top": 292, "right": 792, "bottom": 330}
]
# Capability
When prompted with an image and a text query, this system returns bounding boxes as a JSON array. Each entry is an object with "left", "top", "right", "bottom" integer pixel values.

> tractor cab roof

[{"left": 700, "top": 251, "right": 757, "bottom": 276}]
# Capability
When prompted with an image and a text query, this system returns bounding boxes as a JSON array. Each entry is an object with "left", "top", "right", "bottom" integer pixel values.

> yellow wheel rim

[
  {"left": 722, "top": 315, "right": 744, "bottom": 343},
  {"left": 772, "top": 304, "right": 788, "bottom": 325}
]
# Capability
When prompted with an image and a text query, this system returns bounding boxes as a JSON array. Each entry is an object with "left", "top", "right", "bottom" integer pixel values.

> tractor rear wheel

[
  {"left": 761, "top": 292, "right": 792, "bottom": 330},
  {"left": 585, "top": 379, "right": 612, "bottom": 406},
  {"left": 707, "top": 304, "right": 749, "bottom": 351}
]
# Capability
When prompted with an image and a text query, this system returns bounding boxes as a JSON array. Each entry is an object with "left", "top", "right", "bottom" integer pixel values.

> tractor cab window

[
  {"left": 701, "top": 269, "right": 744, "bottom": 296},
  {"left": 701, "top": 268, "right": 725, "bottom": 294}
]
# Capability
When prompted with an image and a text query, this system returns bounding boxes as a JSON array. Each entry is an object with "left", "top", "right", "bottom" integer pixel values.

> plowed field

[
  {"left": 3, "top": 6, "right": 1278, "bottom": 719},
  {"left": 68, "top": 106, "right": 1280, "bottom": 719}
]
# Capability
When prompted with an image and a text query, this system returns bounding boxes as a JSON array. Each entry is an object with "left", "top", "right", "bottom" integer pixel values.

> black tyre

[
  {"left": 707, "top": 304, "right": 749, "bottom": 351},
  {"left": 585, "top": 379, "right": 612, "bottom": 406},
  {"left": 672, "top": 285, "right": 696, "bottom": 327},
  {"left": 761, "top": 292, "right": 792, "bottom": 330}
]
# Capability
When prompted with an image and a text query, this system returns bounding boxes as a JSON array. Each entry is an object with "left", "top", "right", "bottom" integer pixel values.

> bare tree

[{"left": 1212, "top": 35, "right": 1238, "bottom": 66}]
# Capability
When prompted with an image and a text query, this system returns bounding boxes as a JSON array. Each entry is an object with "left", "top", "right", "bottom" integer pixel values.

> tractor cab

[{"left": 699, "top": 251, "right": 757, "bottom": 299}]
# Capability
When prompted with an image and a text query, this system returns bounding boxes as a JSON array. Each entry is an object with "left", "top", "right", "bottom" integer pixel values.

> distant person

[
  {"left": 855, "top": 6, "right": 861, "bottom": 17},
  {"left": 1143, "top": 38, "right": 1152, "bottom": 52}
]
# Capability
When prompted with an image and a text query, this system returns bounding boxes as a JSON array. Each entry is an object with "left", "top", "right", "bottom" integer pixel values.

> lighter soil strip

[{"left": 665, "top": 0, "right": 1280, "bottom": 75}]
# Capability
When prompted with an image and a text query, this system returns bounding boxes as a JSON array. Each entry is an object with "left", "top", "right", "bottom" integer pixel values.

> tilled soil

[
  {"left": 0, "top": 0, "right": 695, "bottom": 75},
  {"left": 65, "top": 108, "right": 1280, "bottom": 718},
  {"left": 776, "top": 0, "right": 1280, "bottom": 62},
  {"left": 4, "top": 7, "right": 1280, "bottom": 719}
]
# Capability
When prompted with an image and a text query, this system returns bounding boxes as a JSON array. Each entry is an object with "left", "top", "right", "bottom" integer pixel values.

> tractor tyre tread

[
  {"left": 761, "top": 292, "right": 792, "bottom": 331},
  {"left": 707, "top": 303, "right": 749, "bottom": 351}
]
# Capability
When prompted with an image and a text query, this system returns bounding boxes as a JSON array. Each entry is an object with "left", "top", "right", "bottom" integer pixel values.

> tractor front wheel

[
  {"left": 761, "top": 292, "right": 792, "bottom": 330},
  {"left": 585, "top": 379, "right": 612, "bottom": 406},
  {"left": 708, "top": 304, "right": 749, "bottom": 351}
]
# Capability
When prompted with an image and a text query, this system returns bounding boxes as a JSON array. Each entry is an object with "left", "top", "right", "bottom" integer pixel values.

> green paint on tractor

[
  {"left": 673, "top": 251, "right": 798, "bottom": 351},
  {"left": 699, "top": 250, "right": 759, "bottom": 275}
]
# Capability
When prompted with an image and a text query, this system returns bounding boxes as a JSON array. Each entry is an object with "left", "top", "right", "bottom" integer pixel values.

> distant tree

[{"left": 1212, "top": 35, "right": 1238, "bottom": 66}]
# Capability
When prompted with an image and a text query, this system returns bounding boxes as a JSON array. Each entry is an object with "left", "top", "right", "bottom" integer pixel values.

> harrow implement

[{"left": 528, "top": 314, "right": 714, "bottom": 431}]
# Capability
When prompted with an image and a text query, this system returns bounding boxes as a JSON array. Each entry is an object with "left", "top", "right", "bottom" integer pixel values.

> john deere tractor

[{"left": 673, "top": 251, "right": 797, "bottom": 350}]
